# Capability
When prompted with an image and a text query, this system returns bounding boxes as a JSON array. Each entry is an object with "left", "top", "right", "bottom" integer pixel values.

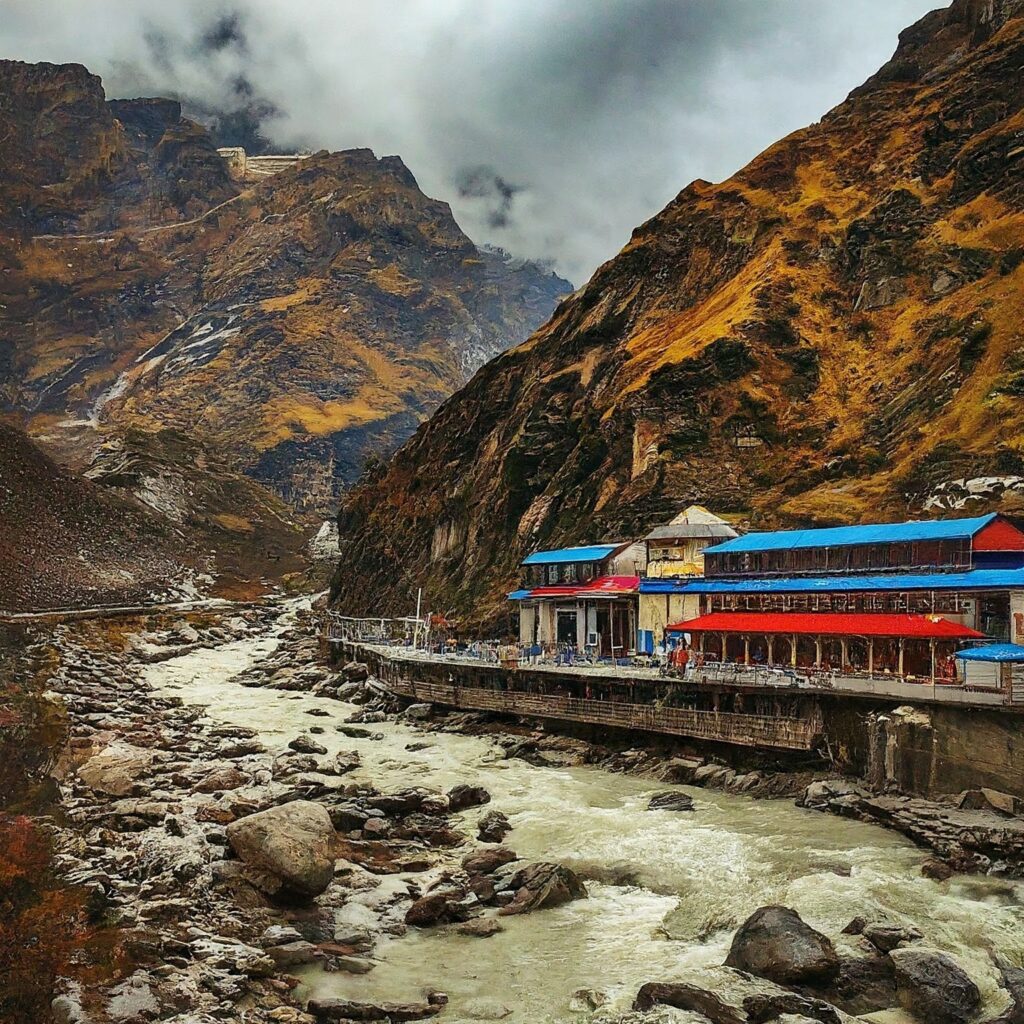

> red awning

[
  {"left": 666, "top": 612, "right": 984, "bottom": 639},
  {"left": 526, "top": 575, "right": 640, "bottom": 599}
]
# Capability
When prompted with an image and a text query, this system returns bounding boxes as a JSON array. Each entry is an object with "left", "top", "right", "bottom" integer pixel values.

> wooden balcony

[{"left": 388, "top": 678, "right": 821, "bottom": 751}]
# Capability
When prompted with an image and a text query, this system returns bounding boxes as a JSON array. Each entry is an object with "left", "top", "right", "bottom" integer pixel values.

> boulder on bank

[
  {"left": 288, "top": 734, "right": 328, "bottom": 755},
  {"left": 890, "top": 948, "right": 981, "bottom": 1024},
  {"left": 647, "top": 791, "right": 695, "bottom": 812},
  {"left": 341, "top": 661, "right": 370, "bottom": 683},
  {"left": 725, "top": 906, "right": 840, "bottom": 985},
  {"left": 497, "top": 862, "right": 587, "bottom": 916},
  {"left": 226, "top": 800, "right": 336, "bottom": 898},
  {"left": 78, "top": 744, "right": 154, "bottom": 797}
]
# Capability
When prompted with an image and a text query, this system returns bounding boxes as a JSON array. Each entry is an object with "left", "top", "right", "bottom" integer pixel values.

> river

[{"left": 145, "top": 608, "right": 1024, "bottom": 1024}]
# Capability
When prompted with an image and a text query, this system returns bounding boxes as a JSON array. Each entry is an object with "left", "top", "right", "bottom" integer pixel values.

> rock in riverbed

[
  {"left": 725, "top": 906, "right": 840, "bottom": 984},
  {"left": 890, "top": 948, "right": 981, "bottom": 1024},
  {"left": 226, "top": 800, "right": 336, "bottom": 898},
  {"left": 477, "top": 809, "right": 511, "bottom": 843},
  {"left": 497, "top": 862, "right": 587, "bottom": 916},
  {"left": 647, "top": 791, "right": 695, "bottom": 812}
]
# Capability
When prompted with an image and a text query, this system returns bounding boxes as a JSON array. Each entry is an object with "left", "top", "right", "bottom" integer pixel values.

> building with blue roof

[{"left": 644, "top": 512, "right": 1024, "bottom": 683}]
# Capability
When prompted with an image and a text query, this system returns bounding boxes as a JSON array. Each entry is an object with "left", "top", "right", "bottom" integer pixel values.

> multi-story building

[
  {"left": 637, "top": 506, "right": 737, "bottom": 652},
  {"left": 659, "top": 513, "right": 1024, "bottom": 682},
  {"left": 510, "top": 541, "right": 646, "bottom": 656}
]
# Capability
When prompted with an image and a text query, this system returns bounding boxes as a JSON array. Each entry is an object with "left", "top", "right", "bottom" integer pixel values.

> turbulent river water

[{"left": 145, "top": 609, "right": 1024, "bottom": 1024}]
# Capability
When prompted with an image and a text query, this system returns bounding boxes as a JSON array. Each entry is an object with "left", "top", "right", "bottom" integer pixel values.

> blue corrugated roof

[
  {"left": 522, "top": 544, "right": 621, "bottom": 566},
  {"left": 703, "top": 514, "right": 997, "bottom": 555},
  {"left": 507, "top": 589, "right": 533, "bottom": 601},
  {"left": 640, "top": 567, "right": 1024, "bottom": 595},
  {"left": 957, "top": 644, "right": 1024, "bottom": 662}
]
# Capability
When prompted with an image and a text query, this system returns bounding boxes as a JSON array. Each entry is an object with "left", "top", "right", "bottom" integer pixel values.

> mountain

[
  {"left": 0, "top": 423, "right": 195, "bottom": 612},
  {"left": 0, "top": 60, "right": 571, "bottom": 515},
  {"left": 331, "top": 0, "right": 1024, "bottom": 626}
]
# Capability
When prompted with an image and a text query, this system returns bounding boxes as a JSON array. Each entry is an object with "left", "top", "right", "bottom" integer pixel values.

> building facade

[
  {"left": 511, "top": 542, "right": 645, "bottom": 656},
  {"left": 661, "top": 513, "right": 1024, "bottom": 684},
  {"left": 637, "top": 506, "right": 737, "bottom": 652}
]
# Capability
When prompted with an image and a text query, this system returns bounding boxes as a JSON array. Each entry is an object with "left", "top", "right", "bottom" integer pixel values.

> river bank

[{"left": 4, "top": 600, "right": 1024, "bottom": 1024}]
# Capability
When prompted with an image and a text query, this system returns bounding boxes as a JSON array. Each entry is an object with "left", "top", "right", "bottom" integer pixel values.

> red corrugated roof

[
  {"left": 666, "top": 611, "right": 984, "bottom": 639},
  {"left": 526, "top": 575, "right": 640, "bottom": 598}
]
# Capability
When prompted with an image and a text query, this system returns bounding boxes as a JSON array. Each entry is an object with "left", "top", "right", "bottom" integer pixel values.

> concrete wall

[{"left": 638, "top": 592, "right": 701, "bottom": 643}]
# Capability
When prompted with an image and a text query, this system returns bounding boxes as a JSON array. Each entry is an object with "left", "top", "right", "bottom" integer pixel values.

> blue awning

[
  {"left": 956, "top": 644, "right": 1024, "bottom": 663},
  {"left": 703, "top": 514, "right": 997, "bottom": 555},
  {"left": 508, "top": 589, "right": 532, "bottom": 601},
  {"left": 639, "top": 567, "right": 1024, "bottom": 595},
  {"left": 522, "top": 544, "right": 622, "bottom": 566}
]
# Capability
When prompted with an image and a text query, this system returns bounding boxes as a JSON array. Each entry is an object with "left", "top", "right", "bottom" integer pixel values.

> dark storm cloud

[{"left": 2, "top": 0, "right": 940, "bottom": 283}]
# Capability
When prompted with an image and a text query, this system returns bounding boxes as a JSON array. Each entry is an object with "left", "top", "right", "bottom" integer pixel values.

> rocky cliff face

[
  {"left": 332, "top": 0, "right": 1024, "bottom": 624},
  {"left": 0, "top": 60, "right": 570, "bottom": 516}
]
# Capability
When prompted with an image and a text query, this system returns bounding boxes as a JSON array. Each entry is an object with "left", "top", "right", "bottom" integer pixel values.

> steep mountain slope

[
  {"left": 0, "top": 60, "right": 571, "bottom": 513},
  {"left": 0, "top": 423, "right": 200, "bottom": 611},
  {"left": 332, "top": 0, "right": 1024, "bottom": 625}
]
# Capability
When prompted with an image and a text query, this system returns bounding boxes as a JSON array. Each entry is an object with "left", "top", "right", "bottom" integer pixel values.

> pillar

[
  {"left": 898, "top": 638, "right": 905, "bottom": 677},
  {"left": 868, "top": 638, "right": 874, "bottom": 677},
  {"left": 791, "top": 634, "right": 798, "bottom": 667},
  {"left": 698, "top": 632, "right": 705, "bottom": 654},
  {"left": 720, "top": 632, "right": 728, "bottom": 662},
  {"left": 840, "top": 638, "right": 848, "bottom": 670},
  {"left": 814, "top": 637, "right": 822, "bottom": 668},
  {"left": 767, "top": 636, "right": 775, "bottom": 665},
  {"left": 744, "top": 636, "right": 751, "bottom": 665},
  {"left": 930, "top": 639, "right": 936, "bottom": 684}
]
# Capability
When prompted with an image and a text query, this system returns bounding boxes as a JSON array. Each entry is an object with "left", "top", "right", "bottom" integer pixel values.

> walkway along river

[{"left": 145, "top": 606, "right": 1024, "bottom": 1023}]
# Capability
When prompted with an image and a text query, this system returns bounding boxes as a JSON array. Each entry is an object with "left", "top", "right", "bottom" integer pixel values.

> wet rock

[
  {"left": 890, "top": 948, "right": 981, "bottom": 1024},
  {"left": 368, "top": 788, "right": 445, "bottom": 815},
  {"left": 333, "top": 750, "right": 361, "bottom": 775},
  {"left": 447, "top": 784, "right": 491, "bottom": 811},
  {"left": 725, "top": 906, "right": 840, "bottom": 985},
  {"left": 457, "top": 918, "right": 503, "bottom": 938},
  {"left": 477, "top": 810, "right": 511, "bottom": 843},
  {"left": 633, "top": 982, "right": 745, "bottom": 1024},
  {"left": 863, "top": 923, "right": 922, "bottom": 953},
  {"left": 226, "top": 800, "right": 336, "bottom": 898},
  {"left": 289, "top": 735, "right": 328, "bottom": 755},
  {"left": 743, "top": 993, "right": 844, "bottom": 1024},
  {"left": 647, "top": 791, "right": 695, "bottom": 812},
  {"left": 336, "top": 725, "right": 376, "bottom": 738},
  {"left": 569, "top": 989, "right": 609, "bottom": 1012},
  {"left": 325, "top": 953, "right": 375, "bottom": 974},
  {"left": 405, "top": 887, "right": 479, "bottom": 927},
  {"left": 497, "top": 862, "right": 587, "bottom": 916},
  {"left": 922, "top": 858, "right": 954, "bottom": 881},
  {"left": 308, "top": 997, "right": 440, "bottom": 1021},
  {"left": 989, "top": 955, "right": 1024, "bottom": 1024},
  {"left": 462, "top": 847, "right": 518, "bottom": 876}
]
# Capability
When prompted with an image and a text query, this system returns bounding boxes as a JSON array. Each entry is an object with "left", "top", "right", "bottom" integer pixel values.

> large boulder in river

[
  {"left": 497, "top": 862, "right": 587, "bottom": 916},
  {"left": 890, "top": 948, "right": 981, "bottom": 1024},
  {"left": 226, "top": 801, "right": 335, "bottom": 898},
  {"left": 725, "top": 906, "right": 840, "bottom": 985}
]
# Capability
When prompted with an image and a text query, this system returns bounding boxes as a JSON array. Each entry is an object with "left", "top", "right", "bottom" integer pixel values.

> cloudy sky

[{"left": 5, "top": 0, "right": 939, "bottom": 283}]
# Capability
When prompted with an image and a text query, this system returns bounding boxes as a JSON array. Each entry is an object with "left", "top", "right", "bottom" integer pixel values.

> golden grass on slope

[{"left": 255, "top": 389, "right": 410, "bottom": 449}]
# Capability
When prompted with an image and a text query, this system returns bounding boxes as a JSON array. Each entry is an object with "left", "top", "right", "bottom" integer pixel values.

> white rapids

[{"left": 145, "top": 607, "right": 1024, "bottom": 1024}]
